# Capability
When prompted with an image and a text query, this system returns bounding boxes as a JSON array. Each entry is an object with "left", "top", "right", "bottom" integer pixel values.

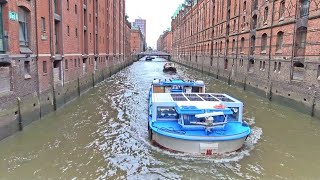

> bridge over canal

[{"left": 134, "top": 50, "right": 171, "bottom": 61}]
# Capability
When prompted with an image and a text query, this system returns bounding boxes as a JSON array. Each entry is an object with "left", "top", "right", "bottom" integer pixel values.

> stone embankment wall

[
  {"left": 0, "top": 59, "right": 133, "bottom": 141},
  {"left": 172, "top": 56, "right": 319, "bottom": 119}
]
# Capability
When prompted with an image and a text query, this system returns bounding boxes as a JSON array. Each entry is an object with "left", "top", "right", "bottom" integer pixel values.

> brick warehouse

[
  {"left": 157, "top": 29, "right": 172, "bottom": 54},
  {"left": 0, "top": 0, "right": 132, "bottom": 140},
  {"left": 130, "top": 25, "right": 145, "bottom": 53},
  {"left": 171, "top": 0, "right": 320, "bottom": 118}
]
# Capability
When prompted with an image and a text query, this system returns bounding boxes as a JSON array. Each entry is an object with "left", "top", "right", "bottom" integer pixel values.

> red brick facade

[
  {"left": 157, "top": 30, "right": 172, "bottom": 54},
  {"left": 0, "top": 0, "right": 132, "bottom": 139},
  {"left": 130, "top": 28, "right": 144, "bottom": 53},
  {"left": 171, "top": 0, "right": 320, "bottom": 117}
]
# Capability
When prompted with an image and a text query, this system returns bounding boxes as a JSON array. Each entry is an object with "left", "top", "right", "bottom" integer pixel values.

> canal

[{"left": 0, "top": 58, "right": 319, "bottom": 179}]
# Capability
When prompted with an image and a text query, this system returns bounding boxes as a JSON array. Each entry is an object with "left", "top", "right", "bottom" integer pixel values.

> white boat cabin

[
  {"left": 151, "top": 79, "right": 205, "bottom": 93},
  {"left": 150, "top": 93, "right": 244, "bottom": 131}
]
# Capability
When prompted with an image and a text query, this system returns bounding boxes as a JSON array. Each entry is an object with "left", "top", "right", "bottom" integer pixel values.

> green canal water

[{"left": 0, "top": 58, "right": 319, "bottom": 179}]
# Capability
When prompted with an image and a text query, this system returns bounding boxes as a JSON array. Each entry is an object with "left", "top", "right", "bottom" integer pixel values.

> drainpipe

[
  {"left": 210, "top": 0, "right": 214, "bottom": 68},
  {"left": 267, "top": 0, "right": 276, "bottom": 80},
  {"left": 235, "top": 0, "right": 241, "bottom": 78},
  {"left": 289, "top": 1, "right": 299, "bottom": 81},
  {"left": 48, "top": 0, "right": 56, "bottom": 111},
  {"left": 60, "top": 0, "right": 65, "bottom": 87},
  {"left": 34, "top": 0, "right": 42, "bottom": 118}
]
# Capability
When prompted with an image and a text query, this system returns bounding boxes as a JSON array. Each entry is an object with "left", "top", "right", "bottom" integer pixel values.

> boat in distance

[
  {"left": 163, "top": 62, "right": 177, "bottom": 73},
  {"left": 148, "top": 79, "right": 251, "bottom": 155},
  {"left": 145, "top": 56, "right": 154, "bottom": 61}
]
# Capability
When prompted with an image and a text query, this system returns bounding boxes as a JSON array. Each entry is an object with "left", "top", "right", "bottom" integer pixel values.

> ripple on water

[{"left": 86, "top": 60, "right": 263, "bottom": 179}]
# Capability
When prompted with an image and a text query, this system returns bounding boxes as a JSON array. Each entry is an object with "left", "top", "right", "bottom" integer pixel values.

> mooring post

[
  {"left": 102, "top": 68, "right": 105, "bottom": 80},
  {"left": 268, "top": 81, "right": 273, "bottom": 101},
  {"left": 77, "top": 77, "right": 81, "bottom": 96},
  {"left": 243, "top": 77, "right": 247, "bottom": 91},
  {"left": 17, "top": 97, "right": 23, "bottom": 131},
  {"left": 92, "top": 73, "right": 95, "bottom": 87},
  {"left": 228, "top": 72, "right": 231, "bottom": 85},
  {"left": 311, "top": 91, "right": 317, "bottom": 117}
]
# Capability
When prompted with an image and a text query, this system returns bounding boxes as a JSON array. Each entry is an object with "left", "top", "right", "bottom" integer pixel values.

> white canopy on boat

[
  {"left": 175, "top": 101, "right": 221, "bottom": 109},
  {"left": 195, "top": 112, "right": 224, "bottom": 118}
]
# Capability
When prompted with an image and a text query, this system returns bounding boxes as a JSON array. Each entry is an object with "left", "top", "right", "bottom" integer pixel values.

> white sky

[{"left": 126, "top": 0, "right": 184, "bottom": 49}]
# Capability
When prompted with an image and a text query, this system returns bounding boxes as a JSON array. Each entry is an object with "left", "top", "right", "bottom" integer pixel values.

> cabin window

[
  {"left": 157, "top": 107, "right": 179, "bottom": 120},
  {"left": 192, "top": 86, "right": 200, "bottom": 93},
  {"left": 183, "top": 115, "right": 225, "bottom": 125},
  {"left": 229, "top": 107, "right": 240, "bottom": 121},
  {"left": 183, "top": 115, "right": 205, "bottom": 125}
]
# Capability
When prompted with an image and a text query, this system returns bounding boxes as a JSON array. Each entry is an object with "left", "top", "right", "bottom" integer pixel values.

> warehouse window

[
  {"left": 41, "top": 17, "right": 46, "bottom": 32},
  {"left": 261, "top": 33, "right": 267, "bottom": 52},
  {"left": 0, "top": 62, "right": 11, "bottom": 93},
  {"left": 240, "top": 37, "right": 245, "bottom": 52},
  {"left": 0, "top": 5, "right": 4, "bottom": 52},
  {"left": 65, "top": 59, "right": 68, "bottom": 70},
  {"left": 18, "top": 7, "right": 30, "bottom": 47},
  {"left": 43, "top": 61, "right": 47, "bottom": 73},
  {"left": 279, "top": 1, "right": 285, "bottom": 19},
  {"left": 276, "top": 31, "right": 284, "bottom": 51},
  {"left": 264, "top": 7, "right": 268, "bottom": 23}
]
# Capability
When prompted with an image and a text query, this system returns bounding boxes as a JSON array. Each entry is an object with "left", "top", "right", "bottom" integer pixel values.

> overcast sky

[{"left": 126, "top": 0, "right": 183, "bottom": 49}]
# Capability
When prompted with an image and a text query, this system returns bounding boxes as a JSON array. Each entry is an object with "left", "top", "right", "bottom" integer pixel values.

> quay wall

[{"left": 0, "top": 59, "right": 134, "bottom": 141}]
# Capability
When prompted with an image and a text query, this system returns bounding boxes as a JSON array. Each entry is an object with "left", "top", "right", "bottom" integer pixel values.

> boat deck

[{"left": 151, "top": 120, "right": 250, "bottom": 141}]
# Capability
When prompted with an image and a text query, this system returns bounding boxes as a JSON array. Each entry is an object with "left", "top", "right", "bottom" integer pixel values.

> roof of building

[{"left": 171, "top": 0, "right": 196, "bottom": 19}]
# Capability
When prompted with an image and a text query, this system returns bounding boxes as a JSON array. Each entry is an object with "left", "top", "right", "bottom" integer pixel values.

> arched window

[
  {"left": 252, "top": 15, "right": 257, "bottom": 29},
  {"left": 240, "top": 37, "right": 245, "bottom": 52},
  {"left": 232, "top": 39, "right": 236, "bottom": 52},
  {"left": 249, "top": 59, "right": 255, "bottom": 73},
  {"left": 259, "top": 61, "right": 262, "bottom": 70},
  {"left": 293, "top": 61, "right": 305, "bottom": 80},
  {"left": 278, "top": 62, "right": 282, "bottom": 72},
  {"left": 276, "top": 31, "right": 284, "bottom": 50},
  {"left": 224, "top": 59, "right": 228, "bottom": 70},
  {"left": 261, "top": 33, "right": 268, "bottom": 51}
]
